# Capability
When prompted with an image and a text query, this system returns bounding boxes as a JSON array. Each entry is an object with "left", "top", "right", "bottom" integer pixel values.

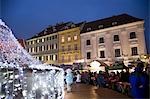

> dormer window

[
  {"left": 71, "top": 24, "right": 76, "bottom": 28},
  {"left": 64, "top": 26, "right": 69, "bottom": 29},
  {"left": 87, "top": 27, "right": 91, "bottom": 31},
  {"left": 112, "top": 22, "right": 117, "bottom": 25},
  {"left": 44, "top": 29, "right": 47, "bottom": 34},
  {"left": 52, "top": 27, "right": 56, "bottom": 32},
  {"left": 98, "top": 25, "right": 103, "bottom": 29}
]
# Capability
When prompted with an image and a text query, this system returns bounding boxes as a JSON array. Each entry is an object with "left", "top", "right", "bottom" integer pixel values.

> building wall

[
  {"left": 26, "top": 33, "right": 59, "bottom": 64},
  {"left": 81, "top": 21, "right": 147, "bottom": 66},
  {"left": 58, "top": 27, "right": 81, "bottom": 64}
]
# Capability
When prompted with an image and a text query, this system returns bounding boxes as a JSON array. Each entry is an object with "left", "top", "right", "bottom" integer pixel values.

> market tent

[{"left": 106, "top": 62, "right": 128, "bottom": 70}]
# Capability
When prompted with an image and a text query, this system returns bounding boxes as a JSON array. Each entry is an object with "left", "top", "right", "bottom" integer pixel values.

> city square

[{"left": 0, "top": 0, "right": 150, "bottom": 99}]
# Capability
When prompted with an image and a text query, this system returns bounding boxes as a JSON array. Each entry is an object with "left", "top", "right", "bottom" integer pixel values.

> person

[
  {"left": 97, "top": 71, "right": 106, "bottom": 88},
  {"left": 73, "top": 71, "right": 77, "bottom": 83},
  {"left": 76, "top": 71, "right": 81, "bottom": 83},
  {"left": 65, "top": 68, "right": 73, "bottom": 93},
  {"left": 129, "top": 62, "right": 149, "bottom": 99}
]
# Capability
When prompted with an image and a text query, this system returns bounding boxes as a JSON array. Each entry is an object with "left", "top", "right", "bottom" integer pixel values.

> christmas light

[{"left": 0, "top": 19, "right": 64, "bottom": 99}]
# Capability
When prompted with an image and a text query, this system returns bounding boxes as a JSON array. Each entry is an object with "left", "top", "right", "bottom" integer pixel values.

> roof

[
  {"left": 81, "top": 14, "right": 143, "bottom": 33},
  {"left": 28, "top": 21, "right": 84, "bottom": 40},
  {"left": 18, "top": 39, "right": 26, "bottom": 49}
]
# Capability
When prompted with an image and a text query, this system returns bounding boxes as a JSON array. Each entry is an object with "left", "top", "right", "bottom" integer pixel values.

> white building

[{"left": 80, "top": 14, "right": 147, "bottom": 66}]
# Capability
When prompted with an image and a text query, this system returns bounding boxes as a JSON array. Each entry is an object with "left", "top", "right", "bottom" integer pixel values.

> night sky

[{"left": 1, "top": 0, "right": 150, "bottom": 53}]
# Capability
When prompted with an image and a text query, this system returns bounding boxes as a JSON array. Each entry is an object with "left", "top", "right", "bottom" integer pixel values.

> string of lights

[{"left": 0, "top": 19, "right": 64, "bottom": 99}]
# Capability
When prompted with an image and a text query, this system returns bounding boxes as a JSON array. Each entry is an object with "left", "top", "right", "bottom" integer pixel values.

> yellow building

[{"left": 58, "top": 27, "right": 82, "bottom": 65}]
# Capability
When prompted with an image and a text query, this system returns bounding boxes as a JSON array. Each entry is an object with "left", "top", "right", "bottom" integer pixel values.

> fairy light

[{"left": 0, "top": 19, "right": 64, "bottom": 99}]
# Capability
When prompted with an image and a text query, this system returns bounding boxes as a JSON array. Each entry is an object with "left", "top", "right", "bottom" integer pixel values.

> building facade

[
  {"left": 26, "top": 28, "right": 59, "bottom": 64},
  {"left": 81, "top": 14, "right": 147, "bottom": 66},
  {"left": 26, "top": 14, "right": 147, "bottom": 67},
  {"left": 58, "top": 26, "right": 82, "bottom": 65},
  {"left": 26, "top": 22, "right": 84, "bottom": 65}
]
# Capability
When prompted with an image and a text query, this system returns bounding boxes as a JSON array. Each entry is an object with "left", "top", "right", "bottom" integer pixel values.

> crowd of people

[{"left": 64, "top": 62, "right": 149, "bottom": 99}]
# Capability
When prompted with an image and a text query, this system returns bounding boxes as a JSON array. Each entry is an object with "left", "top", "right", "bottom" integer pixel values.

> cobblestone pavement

[{"left": 65, "top": 84, "right": 131, "bottom": 99}]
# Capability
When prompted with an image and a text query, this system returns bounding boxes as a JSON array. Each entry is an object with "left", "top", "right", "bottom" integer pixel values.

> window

[
  {"left": 50, "top": 55, "right": 52, "bottom": 60},
  {"left": 39, "top": 56, "right": 42, "bottom": 61},
  {"left": 112, "top": 22, "right": 117, "bottom": 25},
  {"left": 99, "top": 37, "right": 104, "bottom": 43},
  {"left": 55, "top": 44, "right": 57, "bottom": 49},
  {"left": 39, "top": 39, "right": 42, "bottom": 42},
  {"left": 56, "top": 55, "right": 57, "bottom": 60},
  {"left": 37, "top": 46, "right": 40, "bottom": 52},
  {"left": 55, "top": 35, "right": 57, "bottom": 39},
  {"left": 87, "top": 27, "right": 91, "bottom": 31},
  {"left": 48, "top": 55, "right": 50, "bottom": 61},
  {"left": 42, "top": 46, "right": 45, "bottom": 51},
  {"left": 52, "top": 36, "right": 54, "bottom": 39},
  {"left": 74, "top": 35, "right": 78, "bottom": 40},
  {"left": 35, "top": 40, "right": 37, "bottom": 43},
  {"left": 115, "top": 49, "right": 121, "bottom": 57},
  {"left": 87, "top": 52, "right": 91, "bottom": 59},
  {"left": 75, "top": 54, "right": 78, "bottom": 60},
  {"left": 46, "top": 45, "right": 49, "bottom": 50},
  {"left": 86, "top": 40, "right": 91, "bottom": 45},
  {"left": 28, "top": 48, "right": 30, "bottom": 53},
  {"left": 62, "top": 56, "right": 64, "bottom": 62},
  {"left": 32, "top": 41, "right": 34, "bottom": 44},
  {"left": 50, "top": 45, "right": 52, "bottom": 50},
  {"left": 114, "top": 35, "right": 119, "bottom": 41},
  {"left": 49, "top": 37, "right": 51, "bottom": 40},
  {"left": 47, "top": 37, "right": 49, "bottom": 41},
  {"left": 35, "top": 47, "right": 37, "bottom": 52},
  {"left": 46, "top": 56, "right": 48, "bottom": 61},
  {"left": 61, "top": 36, "right": 65, "bottom": 42},
  {"left": 100, "top": 51, "right": 105, "bottom": 58},
  {"left": 42, "top": 38, "right": 45, "bottom": 42},
  {"left": 98, "top": 25, "right": 103, "bottom": 29},
  {"left": 37, "top": 39, "right": 40, "bottom": 43},
  {"left": 28, "top": 42, "right": 30, "bottom": 45},
  {"left": 68, "top": 45, "right": 71, "bottom": 51},
  {"left": 62, "top": 46, "right": 64, "bottom": 51},
  {"left": 130, "top": 32, "right": 136, "bottom": 39},
  {"left": 74, "top": 44, "right": 78, "bottom": 50},
  {"left": 51, "top": 44, "right": 54, "bottom": 49},
  {"left": 68, "top": 55, "right": 71, "bottom": 62},
  {"left": 68, "top": 36, "right": 71, "bottom": 41},
  {"left": 53, "top": 55, "right": 56, "bottom": 61},
  {"left": 54, "top": 44, "right": 56, "bottom": 49},
  {"left": 48, "top": 45, "right": 50, "bottom": 50},
  {"left": 39, "top": 46, "right": 42, "bottom": 51},
  {"left": 30, "top": 41, "right": 32, "bottom": 45},
  {"left": 131, "top": 47, "right": 138, "bottom": 56},
  {"left": 32, "top": 47, "right": 35, "bottom": 53},
  {"left": 51, "top": 55, "right": 53, "bottom": 60}
]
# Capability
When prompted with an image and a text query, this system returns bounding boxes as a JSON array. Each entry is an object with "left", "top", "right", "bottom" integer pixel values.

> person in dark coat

[{"left": 129, "top": 62, "right": 149, "bottom": 99}]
